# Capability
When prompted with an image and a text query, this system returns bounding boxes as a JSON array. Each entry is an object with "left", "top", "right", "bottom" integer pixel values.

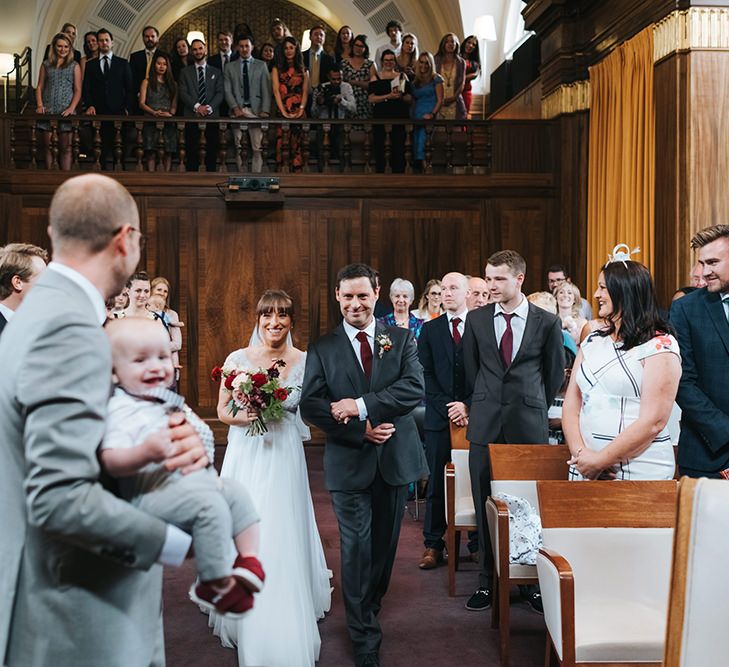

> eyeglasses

[
  {"left": 112, "top": 226, "right": 146, "bottom": 249},
  {"left": 429, "top": 291, "right": 441, "bottom": 296},
  {"left": 353, "top": 42, "right": 365, "bottom": 48}
]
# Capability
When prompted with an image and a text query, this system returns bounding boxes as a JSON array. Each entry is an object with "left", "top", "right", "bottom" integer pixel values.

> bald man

[
  {"left": 0, "top": 174, "right": 207, "bottom": 666},
  {"left": 466, "top": 276, "right": 489, "bottom": 310},
  {"left": 417, "top": 272, "right": 476, "bottom": 569}
]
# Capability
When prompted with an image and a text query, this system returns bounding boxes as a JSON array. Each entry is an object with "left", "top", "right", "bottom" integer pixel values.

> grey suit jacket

[
  {"left": 224, "top": 57, "right": 272, "bottom": 116},
  {"left": 178, "top": 62, "right": 224, "bottom": 117},
  {"left": 463, "top": 301, "right": 564, "bottom": 446},
  {"left": 0, "top": 270, "right": 168, "bottom": 667},
  {"left": 301, "top": 322, "right": 427, "bottom": 491}
]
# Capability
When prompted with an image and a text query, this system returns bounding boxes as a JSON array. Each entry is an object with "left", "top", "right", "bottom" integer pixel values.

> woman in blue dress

[
  {"left": 410, "top": 52, "right": 443, "bottom": 172},
  {"left": 377, "top": 277, "right": 424, "bottom": 339}
]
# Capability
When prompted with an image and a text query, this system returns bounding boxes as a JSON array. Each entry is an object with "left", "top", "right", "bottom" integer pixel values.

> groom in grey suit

[
  {"left": 225, "top": 34, "right": 271, "bottom": 173},
  {"left": 0, "top": 174, "right": 207, "bottom": 666},
  {"left": 301, "top": 263, "right": 427, "bottom": 667}
]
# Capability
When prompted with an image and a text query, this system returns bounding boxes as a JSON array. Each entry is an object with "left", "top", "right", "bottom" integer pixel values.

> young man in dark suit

[
  {"left": 462, "top": 250, "right": 564, "bottom": 612},
  {"left": 208, "top": 29, "right": 239, "bottom": 118},
  {"left": 417, "top": 272, "right": 476, "bottom": 569},
  {"left": 129, "top": 25, "right": 165, "bottom": 114},
  {"left": 82, "top": 28, "right": 134, "bottom": 167},
  {"left": 671, "top": 224, "right": 729, "bottom": 478},
  {"left": 301, "top": 263, "right": 427, "bottom": 667}
]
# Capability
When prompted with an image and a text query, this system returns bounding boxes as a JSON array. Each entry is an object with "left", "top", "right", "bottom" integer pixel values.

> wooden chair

[
  {"left": 445, "top": 423, "right": 476, "bottom": 596},
  {"left": 536, "top": 480, "right": 678, "bottom": 667},
  {"left": 664, "top": 477, "right": 729, "bottom": 667},
  {"left": 485, "top": 444, "right": 570, "bottom": 666}
]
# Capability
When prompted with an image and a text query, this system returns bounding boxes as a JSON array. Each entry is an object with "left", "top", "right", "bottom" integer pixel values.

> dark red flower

[
  {"left": 251, "top": 373, "right": 267, "bottom": 388},
  {"left": 273, "top": 388, "right": 289, "bottom": 401},
  {"left": 211, "top": 366, "right": 223, "bottom": 382},
  {"left": 224, "top": 373, "right": 237, "bottom": 390}
]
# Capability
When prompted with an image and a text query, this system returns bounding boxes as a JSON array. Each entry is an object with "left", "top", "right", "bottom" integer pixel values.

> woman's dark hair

[
  {"left": 274, "top": 35, "right": 303, "bottom": 72},
  {"left": 598, "top": 261, "right": 671, "bottom": 350},
  {"left": 335, "top": 25, "right": 353, "bottom": 59},
  {"left": 352, "top": 34, "right": 370, "bottom": 59},
  {"left": 336, "top": 263, "right": 378, "bottom": 291},
  {"left": 460, "top": 34, "right": 481, "bottom": 69},
  {"left": 147, "top": 54, "right": 177, "bottom": 98},
  {"left": 234, "top": 22, "right": 255, "bottom": 44},
  {"left": 379, "top": 48, "right": 396, "bottom": 66},
  {"left": 83, "top": 31, "right": 98, "bottom": 58}
]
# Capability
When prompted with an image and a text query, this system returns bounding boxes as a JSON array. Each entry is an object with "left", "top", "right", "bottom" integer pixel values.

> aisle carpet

[{"left": 163, "top": 445, "right": 546, "bottom": 666}]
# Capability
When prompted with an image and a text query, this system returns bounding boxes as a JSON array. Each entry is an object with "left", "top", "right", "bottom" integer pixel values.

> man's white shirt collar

[
  {"left": 495, "top": 294, "right": 528, "bottom": 319},
  {"left": 48, "top": 262, "right": 107, "bottom": 325},
  {"left": 102, "top": 51, "right": 113, "bottom": 60},
  {"left": 447, "top": 308, "right": 468, "bottom": 323},
  {"left": 343, "top": 317, "right": 376, "bottom": 342},
  {"left": 0, "top": 302, "right": 14, "bottom": 321}
]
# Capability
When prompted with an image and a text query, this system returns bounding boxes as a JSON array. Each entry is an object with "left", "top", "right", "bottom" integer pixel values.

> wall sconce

[{"left": 301, "top": 30, "right": 311, "bottom": 52}]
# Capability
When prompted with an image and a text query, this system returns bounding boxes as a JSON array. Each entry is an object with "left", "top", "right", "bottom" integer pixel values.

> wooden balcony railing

[{"left": 0, "top": 114, "right": 497, "bottom": 174}]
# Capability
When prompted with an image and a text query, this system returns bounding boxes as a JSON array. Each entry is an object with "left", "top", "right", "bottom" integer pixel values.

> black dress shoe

[
  {"left": 526, "top": 591, "right": 543, "bottom": 614},
  {"left": 465, "top": 587, "right": 492, "bottom": 611}
]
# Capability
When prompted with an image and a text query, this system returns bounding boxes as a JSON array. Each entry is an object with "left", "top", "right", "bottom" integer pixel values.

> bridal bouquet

[{"left": 211, "top": 359, "right": 292, "bottom": 436}]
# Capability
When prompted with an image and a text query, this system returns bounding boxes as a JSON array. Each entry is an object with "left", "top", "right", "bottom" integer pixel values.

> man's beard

[{"left": 706, "top": 276, "right": 729, "bottom": 293}]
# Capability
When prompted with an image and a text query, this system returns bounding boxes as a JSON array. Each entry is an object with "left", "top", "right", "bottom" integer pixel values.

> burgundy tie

[
  {"left": 451, "top": 317, "right": 462, "bottom": 345},
  {"left": 356, "top": 331, "right": 372, "bottom": 379},
  {"left": 499, "top": 313, "right": 514, "bottom": 369}
]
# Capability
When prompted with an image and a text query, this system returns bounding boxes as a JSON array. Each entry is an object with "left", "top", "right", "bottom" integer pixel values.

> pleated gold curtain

[{"left": 586, "top": 26, "right": 655, "bottom": 298}]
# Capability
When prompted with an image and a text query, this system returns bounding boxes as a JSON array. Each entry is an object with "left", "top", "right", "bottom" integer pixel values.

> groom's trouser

[{"left": 331, "top": 468, "right": 408, "bottom": 660}]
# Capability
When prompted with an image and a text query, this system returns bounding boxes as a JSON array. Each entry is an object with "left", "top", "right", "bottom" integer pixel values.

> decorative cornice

[
  {"left": 541, "top": 80, "right": 590, "bottom": 119},
  {"left": 654, "top": 7, "right": 729, "bottom": 62}
]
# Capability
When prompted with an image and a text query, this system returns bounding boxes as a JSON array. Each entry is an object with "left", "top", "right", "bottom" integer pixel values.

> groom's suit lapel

[
  {"left": 334, "top": 324, "right": 369, "bottom": 394},
  {"left": 704, "top": 291, "right": 729, "bottom": 357}
]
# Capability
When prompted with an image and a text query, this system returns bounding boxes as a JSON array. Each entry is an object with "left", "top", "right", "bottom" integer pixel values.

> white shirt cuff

[
  {"left": 356, "top": 397, "right": 368, "bottom": 421},
  {"left": 158, "top": 524, "right": 192, "bottom": 566},
  {"left": 193, "top": 102, "right": 200, "bottom": 111}
]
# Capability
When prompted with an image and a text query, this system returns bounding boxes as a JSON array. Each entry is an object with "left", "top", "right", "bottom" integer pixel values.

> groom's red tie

[
  {"left": 499, "top": 313, "right": 514, "bottom": 369},
  {"left": 356, "top": 331, "right": 372, "bottom": 379}
]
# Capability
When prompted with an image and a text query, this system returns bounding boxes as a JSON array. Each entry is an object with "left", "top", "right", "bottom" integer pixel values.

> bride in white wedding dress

[{"left": 209, "top": 290, "right": 331, "bottom": 667}]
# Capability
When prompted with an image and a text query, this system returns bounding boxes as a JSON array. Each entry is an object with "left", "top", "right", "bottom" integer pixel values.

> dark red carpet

[{"left": 163, "top": 446, "right": 546, "bottom": 666}]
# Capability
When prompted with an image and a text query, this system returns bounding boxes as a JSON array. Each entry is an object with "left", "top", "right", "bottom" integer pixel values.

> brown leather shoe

[{"left": 419, "top": 548, "right": 444, "bottom": 570}]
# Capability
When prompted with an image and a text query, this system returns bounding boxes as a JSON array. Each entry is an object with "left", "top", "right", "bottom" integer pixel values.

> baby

[{"left": 100, "top": 317, "right": 263, "bottom": 617}]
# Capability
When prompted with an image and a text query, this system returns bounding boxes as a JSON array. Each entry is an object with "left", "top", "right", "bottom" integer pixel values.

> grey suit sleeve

[
  {"left": 362, "top": 331, "right": 424, "bottom": 423},
  {"left": 178, "top": 68, "right": 195, "bottom": 113},
  {"left": 542, "top": 315, "right": 565, "bottom": 405},
  {"left": 18, "top": 317, "right": 167, "bottom": 569},
  {"left": 671, "top": 298, "right": 729, "bottom": 450},
  {"left": 224, "top": 65, "right": 238, "bottom": 111},
  {"left": 260, "top": 65, "right": 272, "bottom": 114},
  {"left": 208, "top": 67, "right": 224, "bottom": 114},
  {"left": 300, "top": 344, "right": 367, "bottom": 447}
]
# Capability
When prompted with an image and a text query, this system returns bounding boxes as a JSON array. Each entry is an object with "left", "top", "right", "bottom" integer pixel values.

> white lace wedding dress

[{"left": 208, "top": 349, "right": 331, "bottom": 666}]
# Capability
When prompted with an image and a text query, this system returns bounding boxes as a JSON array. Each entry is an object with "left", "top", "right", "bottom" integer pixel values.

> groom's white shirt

[
  {"left": 343, "top": 317, "right": 376, "bottom": 421},
  {"left": 47, "top": 261, "right": 192, "bottom": 566}
]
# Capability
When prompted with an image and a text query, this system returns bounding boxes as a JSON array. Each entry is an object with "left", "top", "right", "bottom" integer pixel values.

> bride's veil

[{"left": 247, "top": 325, "right": 311, "bottom": 442}]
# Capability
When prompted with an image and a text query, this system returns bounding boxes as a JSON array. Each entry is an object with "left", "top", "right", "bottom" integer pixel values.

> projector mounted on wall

[{"left": 227, "top": 177, "right": 280, "bottom": 192}]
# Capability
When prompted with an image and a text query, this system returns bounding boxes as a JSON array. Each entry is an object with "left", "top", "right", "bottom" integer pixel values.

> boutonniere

[{"left": 375, "top": 332, "right": 392, "bottom": 358}]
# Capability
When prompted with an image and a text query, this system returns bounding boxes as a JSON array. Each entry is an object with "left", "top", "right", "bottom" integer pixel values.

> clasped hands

[
  {"left": 567, "top": 446, "right": 617, "bottom": 480},
  {"left": 329, "top": 398, "right": 395, "bottom": 446},
  {"left": 447, "top": 401, "right": 468, "bottom": 427}
]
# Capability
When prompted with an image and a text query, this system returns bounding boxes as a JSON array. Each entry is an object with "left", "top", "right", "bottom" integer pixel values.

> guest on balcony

[
  {"left": 259, "top": 43, "right": 276, "bottom": 72},
  {"left": 341, "top": 35, "right": 375, "bottom": 120},
  {"left": 272, "top": 36, "right": 308, "bottom": 172},
  {"left": 36, "top": 32, "right": 81, "bottom": 171},
  {"left": 178, "top": 38, "right": 224, "bottom": 172},
  {"left": 396, "top": 33, "right": 419, "bottom": 80},
  {"left": 411, "top": 52, "right": 443, "bottom": 171},
  {"left": 311, "top": 66, "right": 356, "bottom": 170},
  {"left": 368, "top": 50, "right": 412, "bottom": 173},
  {"left": 170, "top": 37, "right": 191, "bottom": 81},
  {"left": 80, "top": 31, "right": 98, "bottom": 78},
  {"left": 334, "top": 25, "right": 354, "bottom": 65},
  {"left": 43, "top": 23, "right": 82, "bottom": 64},
  {"left": 138, "top": 54, "right": 177, "bottom": 171},
  {"left": 434, "top": 33, "right": 466, "bottom": 120},
  {"left": 460, "top": 35, "right": 481, "bottom": 117},
  {"left": 129, "top": 26, "right": 165, "bottom": 114}
]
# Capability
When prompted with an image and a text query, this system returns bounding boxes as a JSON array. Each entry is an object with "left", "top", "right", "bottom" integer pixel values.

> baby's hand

[{"left": 142, "top": 428, "right": 173, "bottom": 463}]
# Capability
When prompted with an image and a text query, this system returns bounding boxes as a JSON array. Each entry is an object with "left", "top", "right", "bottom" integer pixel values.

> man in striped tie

[
  {"left": 178, "top": 38, "right": 224, "bottom": 171},
  {"left": 462, "top": 250, "right": 564, "bottom": 613}
]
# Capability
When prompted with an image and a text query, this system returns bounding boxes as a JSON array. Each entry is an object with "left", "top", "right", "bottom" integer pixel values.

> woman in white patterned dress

[
  {"left": 562, "top": 256, "right": 681, "bottom": 480},
  {"left": 209, "top": 290, "right": 331, "bottom": 666}
]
